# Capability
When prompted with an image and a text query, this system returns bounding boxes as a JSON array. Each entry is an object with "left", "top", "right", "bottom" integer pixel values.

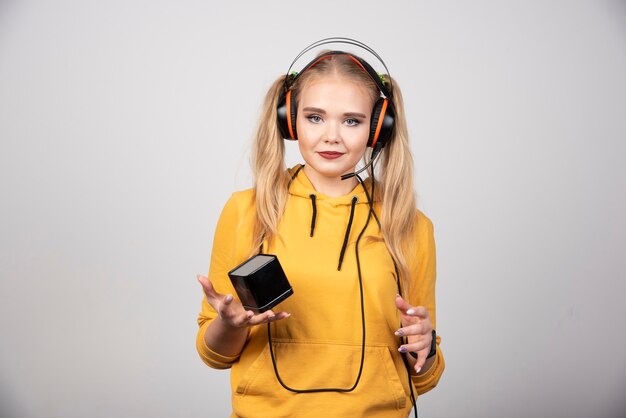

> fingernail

[
  {"left": 394, "top": 329, "right": 404, "bottom": 336},
  {"left": 224, "top": 294, "right": 233, "bottom": 302},
  {"left": 406, "top": 308, "right": 416, "bottom": 315},
  {"left": 415, "top": 366, "right": 421, "bottom": 373},
  {"left": 395, "top": 294, "right": 401, "bottom": 298},
  {"left": 399, "top": 346, "right": 407, "bottom": 353}
]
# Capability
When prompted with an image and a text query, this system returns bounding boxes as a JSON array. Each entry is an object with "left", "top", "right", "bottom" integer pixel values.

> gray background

[{"left": 1, "top": 0, "right": 625, "bottom": 417}]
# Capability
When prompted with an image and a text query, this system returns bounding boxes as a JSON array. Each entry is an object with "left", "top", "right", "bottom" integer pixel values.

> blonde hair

[{"left": 251, "top": 54, "right": 417, "bottom": 293}]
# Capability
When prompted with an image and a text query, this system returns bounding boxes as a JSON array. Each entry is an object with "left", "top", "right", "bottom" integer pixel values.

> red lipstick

[{"left": 318, "top": 151, "right": 343, "bottom": 160}]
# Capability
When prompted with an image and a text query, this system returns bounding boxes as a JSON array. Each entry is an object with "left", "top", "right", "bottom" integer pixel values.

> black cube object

[{"left": 228, "top": 254, "right": 293, "bottom": 313}]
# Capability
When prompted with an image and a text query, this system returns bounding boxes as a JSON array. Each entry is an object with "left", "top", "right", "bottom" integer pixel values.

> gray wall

[{"left": 1, "top": 1, "right": 625, "bottom": 417}]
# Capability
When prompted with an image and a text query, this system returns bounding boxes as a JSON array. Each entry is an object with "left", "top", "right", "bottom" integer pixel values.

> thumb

[
  {"left": 395, "top": 294, "right": 412, "bottom": 312},
  {"left": 196, "top": 274, "right": 219, "bottom": 300}
]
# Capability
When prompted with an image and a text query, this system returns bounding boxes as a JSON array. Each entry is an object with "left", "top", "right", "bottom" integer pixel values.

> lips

[{"left": 318, "top": 151, "right": 344, "bottom": 160}]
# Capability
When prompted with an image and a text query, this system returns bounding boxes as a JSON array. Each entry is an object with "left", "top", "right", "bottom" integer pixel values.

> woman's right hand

[{"left": 196, "top": 274, "right": 290, "bottom": 328}]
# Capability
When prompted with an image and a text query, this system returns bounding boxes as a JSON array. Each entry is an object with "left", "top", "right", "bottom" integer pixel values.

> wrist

[
  {"left": 204, "top": 316, "right": 250, "bottom": 357},
  {"left": 215, "top": 314, "right": 249, "bottom": 333}
]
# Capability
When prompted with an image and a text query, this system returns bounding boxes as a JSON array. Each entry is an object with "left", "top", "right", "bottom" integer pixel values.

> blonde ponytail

[
  {"left": 377, "top": 78, "right": 418, "bottom": 295},
  {"left": 250, "top": 76, "right": 291, "bottom": 252}
]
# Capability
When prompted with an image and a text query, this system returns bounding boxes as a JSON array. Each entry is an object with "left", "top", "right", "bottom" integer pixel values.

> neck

[{"left": 303, "top": 165, "right": 359, "bottom": 198}]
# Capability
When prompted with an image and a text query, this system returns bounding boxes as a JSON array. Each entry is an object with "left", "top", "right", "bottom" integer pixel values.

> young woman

[{"left": 196, "top": 39, "right": 445, "bottom": 417}]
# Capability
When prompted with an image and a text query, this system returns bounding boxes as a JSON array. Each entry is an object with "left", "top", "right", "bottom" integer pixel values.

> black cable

[
  {"left": 267, "top": 176, "right": 373, "bottom": 393},
  {"left": 266, "top": 158, "right": 418, "bottom": 418},
  {"left": 394, "top": 261, "right": 419, "bottom": 418},
  {"left": 368, "top": 156, "right": 418, "bottom": 418},
  {"left": 357, "top": 148, "right": 382, "bottom": 231}
]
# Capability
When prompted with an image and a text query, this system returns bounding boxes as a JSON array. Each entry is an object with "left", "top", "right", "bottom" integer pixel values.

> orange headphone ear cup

[
  {"left": 369, "top": 98, "right": 395, "bottom": 148},
  {"left": 276, "top": 92, "right": 290, "bottom": 139},
  {"left": 276, "top": 89, "right": 298, "bottom": 140},
  {"left": 289, "top": 89, "right": 298, "bottom": 139}
]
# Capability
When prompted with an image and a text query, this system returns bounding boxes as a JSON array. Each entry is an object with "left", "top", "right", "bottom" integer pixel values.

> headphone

[{"left": 276, "top": 38, "right": 396, "bottom": 150}]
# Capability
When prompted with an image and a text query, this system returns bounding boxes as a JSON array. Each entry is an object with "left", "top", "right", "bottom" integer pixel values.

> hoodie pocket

[{"left": 234, "top": 340, "right": 408, "bottom": 414}]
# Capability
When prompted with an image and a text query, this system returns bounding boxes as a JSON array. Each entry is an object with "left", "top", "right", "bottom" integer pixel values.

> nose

[{"left": 324, "top": 120, "right": 341, "bottom": 143}]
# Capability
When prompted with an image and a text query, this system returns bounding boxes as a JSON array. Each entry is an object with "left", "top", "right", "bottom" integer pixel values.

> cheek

[
  {"left": 297, "top": 136, "right": 314, "bottom": 158},
  {"left": 345, "top": 139, "right": 369, "bottom": 164},
  {"left": 296, "top": 116, "right": 318, "bottom": 141},
  {"left": 347, "top": 127, "right": 370, "bottom": 151}
]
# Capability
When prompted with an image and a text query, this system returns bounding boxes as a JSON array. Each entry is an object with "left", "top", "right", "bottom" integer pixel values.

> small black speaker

[{"left": 228, "top": 254, "right": 293, "bottom": 313}]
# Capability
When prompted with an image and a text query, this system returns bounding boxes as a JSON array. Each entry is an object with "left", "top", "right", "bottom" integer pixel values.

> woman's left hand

[{"left": 394, "top": 295, "right": 434, "bottom": 374}]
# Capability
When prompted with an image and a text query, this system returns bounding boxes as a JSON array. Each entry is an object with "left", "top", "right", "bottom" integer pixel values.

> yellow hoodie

[{"left": 197, "top": 165, "right": 444, "bottom": 417}]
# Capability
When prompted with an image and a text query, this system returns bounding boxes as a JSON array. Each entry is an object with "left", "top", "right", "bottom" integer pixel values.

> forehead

[{"left": 298, "top": 75, "right": 375, "bottom": 110}]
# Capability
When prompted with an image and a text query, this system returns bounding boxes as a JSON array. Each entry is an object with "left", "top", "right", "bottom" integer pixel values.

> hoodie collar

[{"left": 287, "top": 164, "right": 376, "bottom": 207}]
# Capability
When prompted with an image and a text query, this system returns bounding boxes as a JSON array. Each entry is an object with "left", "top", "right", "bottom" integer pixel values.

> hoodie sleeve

[
  {"left": 409, "top": 211, "right": 446, "bottom": 394},
  {"left": 196, "top": 191, "right": 253, "bottom": 369}
]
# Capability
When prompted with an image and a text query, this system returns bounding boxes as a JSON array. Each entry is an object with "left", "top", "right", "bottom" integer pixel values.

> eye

[
  {"left": 307, "top": 115, "right": 322, "bottom": 123},
  {"left": 345, "top": 118, "right": 360, "bottom": 126}
]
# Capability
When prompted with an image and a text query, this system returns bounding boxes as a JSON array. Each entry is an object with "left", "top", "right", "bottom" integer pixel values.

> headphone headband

[
  {"left": 286, "top": 51, "right": 392, "bottom": 100},
  {"left": 283, "top": 37, "right": 394, "bottom": 97}
]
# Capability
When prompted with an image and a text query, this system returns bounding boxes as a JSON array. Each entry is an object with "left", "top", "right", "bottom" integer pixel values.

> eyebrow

[{"left": 301, "top": 107, "right": 367, "bottom": 119}]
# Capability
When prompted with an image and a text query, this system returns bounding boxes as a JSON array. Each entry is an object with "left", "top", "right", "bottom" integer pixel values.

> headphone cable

[
  {"left": 266, "top": 158, "right": 417, "bottom": 418},
  {"left": 359, "top": 160, "right": 419, "bottom": 418},
  {"left": 266, "top": 175, "right": 373, "bottom": 393}
]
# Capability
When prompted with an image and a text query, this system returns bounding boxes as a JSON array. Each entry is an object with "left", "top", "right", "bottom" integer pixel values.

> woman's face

[{"left": 296, "top": 74, "right": 374, "bottom": 189}]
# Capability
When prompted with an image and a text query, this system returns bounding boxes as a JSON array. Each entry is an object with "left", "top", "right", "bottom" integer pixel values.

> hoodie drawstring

[
  {"left": 337, "top": 196, "right": 358, "bottom": 271},
  {"left": 309, "top": 194, "right": 317, "bottom": 237}
]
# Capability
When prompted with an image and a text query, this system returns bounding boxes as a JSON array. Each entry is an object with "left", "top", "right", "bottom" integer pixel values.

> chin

[{"left": 304, "top": 161, "right": 350, "bottom": 180}]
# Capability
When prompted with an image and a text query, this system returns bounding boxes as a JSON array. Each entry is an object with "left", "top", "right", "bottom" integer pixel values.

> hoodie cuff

[{"left": 196, "top": 322, "right": 242, "bottom": 369}]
